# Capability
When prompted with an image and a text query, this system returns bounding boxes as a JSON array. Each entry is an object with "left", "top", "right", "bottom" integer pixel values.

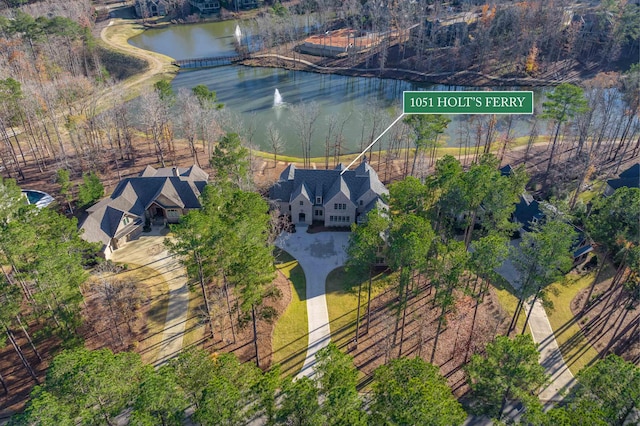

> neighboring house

[
  {"left": 604, "top": 163, "right": 640, "bottom": 196},
  {"left": 135, "top": 0, "right": 167, "bottom": 17},
  {"left": 223, "top": 0, "right": 259, "bottom": 11},
  {"left": 269, "top": 160, "right": 388, "bottom": 227},
  {"left": 513, "top": 193, "right": 544, "bottom": 234},
  {"left": 512, "top": 193, "right": 592, "bottom": 266},
  {"left": 499, "top": 164, "right": 514, "bottom": 176},
  {"left": 190, "top": 0, "right": 220, "bottom": 13},
  {"left": 80, "top": 165, "right": 208, "bottom": 257}
]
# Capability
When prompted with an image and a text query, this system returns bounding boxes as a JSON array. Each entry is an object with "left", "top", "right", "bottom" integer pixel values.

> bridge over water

[{"left": 172, "top": 54, "right": 248, "bottom": 69}]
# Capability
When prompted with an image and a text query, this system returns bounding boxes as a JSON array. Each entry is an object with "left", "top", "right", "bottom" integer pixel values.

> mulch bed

[
  {"left": 0, "top": 321, "right": 60, "bottom": 418},
  {"left": 340, "top": 277, "right": 512, "bottom": 397},
  {"left": 571, "top": 274, "right": 640, "bottom": 365},
  {"left": 193, "top": 269, "right": 292, "bottom": 370}
]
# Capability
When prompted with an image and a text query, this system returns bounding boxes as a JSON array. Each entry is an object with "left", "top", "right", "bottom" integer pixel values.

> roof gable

[
  {"left": 80, "top": 165, "right": 207, "bottom": 247},
  {"left": 269, "top": 160, "right": 388, "bottom": 208}
]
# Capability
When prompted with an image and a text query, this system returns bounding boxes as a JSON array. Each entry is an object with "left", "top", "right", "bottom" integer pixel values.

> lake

[{"left": 130, "top": 21, "right": 546, "bottom": 157}]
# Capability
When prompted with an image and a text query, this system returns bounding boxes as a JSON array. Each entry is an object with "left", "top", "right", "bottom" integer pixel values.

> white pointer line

[{"left": 341, "top": 113, "right": 406, "bottom": 175}]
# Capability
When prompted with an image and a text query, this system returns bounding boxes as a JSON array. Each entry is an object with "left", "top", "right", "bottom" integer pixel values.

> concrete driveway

[
  {"left": 110, "top": 228, "right": 189, "bottom": 366},
  {"left": 274, "top": 226, "right": 350, "bottom": 379},
  {"left": 496, "top": 238, "right": 576, "bottom": 404}
]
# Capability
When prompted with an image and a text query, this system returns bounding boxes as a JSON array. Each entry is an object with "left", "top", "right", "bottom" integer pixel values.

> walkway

[
  {"left": 110, "top": 228, "right": 189, "bottom": 367},
  {"left": 495, "top": 239, "right": 576, "bottom": 404},
  {"left": 274, "top": 227, "right": 350, "bottom": 379}
]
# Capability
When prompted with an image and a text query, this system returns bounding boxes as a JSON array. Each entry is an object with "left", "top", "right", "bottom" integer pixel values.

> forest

[{"left": 0, "top": 0, "right": 639, "bottom": 423}]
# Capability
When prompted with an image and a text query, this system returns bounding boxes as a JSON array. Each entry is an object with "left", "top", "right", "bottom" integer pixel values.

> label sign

[{"left": 403, "top": 91, "right": 534, "bottom": 115}]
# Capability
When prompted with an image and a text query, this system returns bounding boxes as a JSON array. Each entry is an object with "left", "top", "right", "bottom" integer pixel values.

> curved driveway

[
  {"left": 274, "top": 227, "right": 350, "bottom": 379},
  {"left": 495, "top": 239, "right": 576, "bottom": 403},
  {"left": 110, "top": 230, "right": 189, "bottom": 367}
]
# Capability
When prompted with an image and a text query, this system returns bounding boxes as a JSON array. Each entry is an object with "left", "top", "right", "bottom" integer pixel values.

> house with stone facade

[
  {"left": 269, "top": 160, "right": 388, "bottom": 227},
  {"left": 80, "top": 165, "right": 208, "bottom": 257},
  {"left": 134, "top": 0, "right": 167, "bottom": 17}
]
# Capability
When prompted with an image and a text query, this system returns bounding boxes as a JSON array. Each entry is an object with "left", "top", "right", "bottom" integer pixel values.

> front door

[{"left": 298, "top": 212, "right": 306, "bottom": 223}]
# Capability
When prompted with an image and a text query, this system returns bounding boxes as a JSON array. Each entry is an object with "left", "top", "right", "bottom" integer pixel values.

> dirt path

[
  {"left": 99, "top": 18, "right": 178, "bottom": 95},
  {"left": 245, "top": 53, "right": 573, "bottom": 86}
]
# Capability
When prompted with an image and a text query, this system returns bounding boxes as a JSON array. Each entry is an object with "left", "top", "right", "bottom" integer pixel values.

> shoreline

[
  {"left": 240, "top": 53, "right": 570, "bottom": 88},
  {"left": 122, "top": 18, "right": 593, "bottom": 89}
]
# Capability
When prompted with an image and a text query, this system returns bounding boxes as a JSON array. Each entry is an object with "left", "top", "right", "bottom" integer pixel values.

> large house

[
  {"left": 190, "top": 0, "right": 220, "bottom": 14},
  {"left": 269, "top": 160, "right": 388, "bottom": 227},
  {"left": 134, "top": 0, "right": 167, "bottom": 17},
  {"left": 80, "top": 165, "right": 208, "bottom": 257},
  {"left": 512, "top": 193, "right": 592, "bottom": 266}
]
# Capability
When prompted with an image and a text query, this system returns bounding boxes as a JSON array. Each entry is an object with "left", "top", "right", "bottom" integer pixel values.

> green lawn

[
  {"left": 271, "top": 250, "right": 308, "bottom": 378},
  {"left": 251, "top": 135, "right": 551, "bottom": 166},
  {"left": 543, "top": 265, "right": 613, "bottom": 375},
  {"left": 576, "top": 179, "right": 606, "bottom": 205},
  {"left": 325, "top": 267, "right": 391, "bottom": 350},
  {"left": 491, "top": 275, "right": 528, "bottom": 336}
]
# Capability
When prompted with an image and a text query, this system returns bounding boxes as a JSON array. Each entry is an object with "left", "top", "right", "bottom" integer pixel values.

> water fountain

[
  {"left": 273, "top": 88, "right": 283, "bottom": 107},
  {"left": 234, "top": 24, "right": 242, "bottom": 44}
]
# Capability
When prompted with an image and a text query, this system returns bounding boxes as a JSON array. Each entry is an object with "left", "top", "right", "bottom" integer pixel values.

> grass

[
  {"left": 325, "top": 267, "right": 390, "bottom": 349},
  {"left": 182, "top": 285, "right": 206, "bottom": 349},
  {"left": 491, "top": 274, "right": 528, "bottom": 336},
  {"left": 250, "top": 135, "right": 551, "bottom": 166},
  {"left": 100, "top": 20, "right": 178, "bottom": 99},
  {"left": 118, "top": 263, "right": 170, "bottom": 364},
  {"left": 544, "top": 267, "right": 611, "bottom": 375},
  {"left": 271, "top": 249, "right": 308, "bottom": 378},
  {"left": 576, "top": 179, "right": 606, "bottom": 205}
]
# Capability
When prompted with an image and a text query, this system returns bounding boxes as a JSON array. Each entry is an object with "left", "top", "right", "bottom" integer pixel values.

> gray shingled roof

[
  {"left": 291, "top": 182, "right": 312, "bottom": 201},
  {"left": 619, "top": 163, "right": 639, "bottom": 179},
  {"left": 80, "top": 166, "right": 208, "bottom": 251},
  {"left": 607, "top": 177, "right": 639, "bottom": 191},
  {"left": 269, "top": 160, "right": 388, "bottom": 206}
]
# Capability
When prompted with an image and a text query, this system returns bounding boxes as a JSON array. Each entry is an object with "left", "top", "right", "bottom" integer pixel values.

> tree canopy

[
  {"left": 370, "top": 357, "right": 466, "bottom": 425},
  {"left": 543, "top": 355, "right": 640, "bottom": 426},
  {"left": 466, "top": 335, "right": 547, "bottom": 421}
]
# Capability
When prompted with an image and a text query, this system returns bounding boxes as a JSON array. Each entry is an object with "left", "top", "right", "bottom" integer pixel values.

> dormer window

[
  {"left": 316, "top": 196, "right": 322, "bottom": 205},
  {"left": 300, "top": 201, "right": 304, "bottom": 206}
]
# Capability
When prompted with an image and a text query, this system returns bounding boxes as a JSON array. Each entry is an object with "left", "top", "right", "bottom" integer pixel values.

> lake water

[
  {"left": 130, "top": 21, "right": 547, "bottom": 157},
  {"left": 129, "top": 20, "right": 241, "bottom": 59}
]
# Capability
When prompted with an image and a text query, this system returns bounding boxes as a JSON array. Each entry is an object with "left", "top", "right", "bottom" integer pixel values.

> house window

[
  {"left": 334, "top": 203, "right": 347, "bottom": 210},
  {"left": 315, "top": 209, "right": 323, "bottom": 216},
  {"left": 300, "top": 201, "right": 304, "bottom": 206},
  {"left": 359, "top": 200, "right": 363, "bottom": 206},
  {"left": 167, "top": 209, "right": 180, "bottom": 218},
  {"left": 316, "top": 196, "right": 322, "bottom": 204},
  {"left": 330, "top": 216, "right": 334, "bottom": 221},
  {"left": 123, "top": 217, "right": 130, "bottom": 225}
]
